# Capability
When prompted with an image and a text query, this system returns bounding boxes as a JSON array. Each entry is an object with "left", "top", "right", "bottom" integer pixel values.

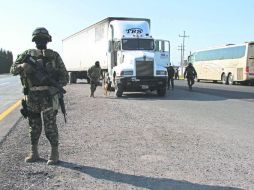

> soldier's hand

[{"left": 21, "top": 62, "right": 34, "bottom": 74}]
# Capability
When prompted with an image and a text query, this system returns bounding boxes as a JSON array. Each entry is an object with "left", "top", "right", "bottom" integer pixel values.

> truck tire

[
  {"left": 157, "top": 87, "right": 166, "bottom": 96},
  {"left": 115, "top": 83, "right": 123, "bottom": 97},
  {"left": 70, "top": 72, "right": 77, "bottom": 84}
]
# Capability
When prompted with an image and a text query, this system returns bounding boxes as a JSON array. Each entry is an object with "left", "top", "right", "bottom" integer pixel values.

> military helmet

[
  {"left": 32, "top": 27, "right": 52, "bottom": 42},
  {"left": 95, "top": 61, "right": 100, "bottom": 67}
]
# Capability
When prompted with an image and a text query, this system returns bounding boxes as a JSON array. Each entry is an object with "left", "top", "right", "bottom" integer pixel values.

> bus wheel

[
  {"left": 227, "top": 74, "right": 233, "bottom": 85},
  {"left": 221, "top": 74, "right": 227, "bottom": 84}
]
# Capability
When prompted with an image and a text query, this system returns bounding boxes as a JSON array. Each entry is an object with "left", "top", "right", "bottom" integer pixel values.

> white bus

[{"left": 189, "top": 42, "right": 254, "bottom": 85}]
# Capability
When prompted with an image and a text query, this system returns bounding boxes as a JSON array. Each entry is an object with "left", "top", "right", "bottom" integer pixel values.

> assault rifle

[{"left": 20, "top": 54, "right": 67, "bottom": 123}]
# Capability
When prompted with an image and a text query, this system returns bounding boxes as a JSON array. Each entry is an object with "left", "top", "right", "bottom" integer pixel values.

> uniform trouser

[
  {"left": 187, "top": 77, "right": 195, "bottom": 87},
  {"left": 168, "top": 77, "right": 174, "bottom": 89},
  {"left": 28, "top": 109, "right": 58, "bottom": 146},
  {"left": 90, "top": 81, "right": 98, "bottom": 94},
  {"left": 27, "top": 91, "right": 58, "bottom": 146}
]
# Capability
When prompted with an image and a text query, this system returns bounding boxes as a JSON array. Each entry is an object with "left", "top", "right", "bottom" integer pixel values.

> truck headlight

[
  {"left": 120, "top": 70, "right": 133, "bottom": 76},
  {"left": 156, "top": 70, "right": 167, "bottom": 75}
]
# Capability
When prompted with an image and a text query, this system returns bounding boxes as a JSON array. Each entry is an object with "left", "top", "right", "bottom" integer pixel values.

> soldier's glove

[{"left": 20, "top": 62, "right": 34, "bottom": 74}]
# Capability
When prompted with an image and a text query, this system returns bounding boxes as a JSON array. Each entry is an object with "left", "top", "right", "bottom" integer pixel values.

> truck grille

[{"left": 136, "top": 61, "right": 154, "bottom": 77}]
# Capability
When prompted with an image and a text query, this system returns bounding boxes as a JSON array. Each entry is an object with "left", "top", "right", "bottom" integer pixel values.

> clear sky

[{"left": 0, "top": 0, "right": 253, "bottom": 66}]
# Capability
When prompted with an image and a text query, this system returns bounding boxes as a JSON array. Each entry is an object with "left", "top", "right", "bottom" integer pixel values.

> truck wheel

[
  {"left": 70, "top": 72, "right": 77, "bottom": 83},
  {"left": 157, "top": 87, "right": 166, "bottom": 96},
  {"left": 115, "top": 83, "right": 123, "bottom": 97}
]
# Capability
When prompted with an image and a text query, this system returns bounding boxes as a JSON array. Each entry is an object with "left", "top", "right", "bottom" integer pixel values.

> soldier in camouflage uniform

[
  {"left": 10, "top": 27, "right": 69, "bottom": 165},
  {"left": 88, "top": 61, "right": 103, "bottom": 97},
  {"left": 167, "top": 64, "right": 175, "bottom": 90},
  {"left": 184, "top": 62, "right": 197, "bottom": 90}
]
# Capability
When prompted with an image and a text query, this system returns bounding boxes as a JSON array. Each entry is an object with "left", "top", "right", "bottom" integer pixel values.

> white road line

[{"left": 0, "top": 82, "right": 10, "bottom": 86}]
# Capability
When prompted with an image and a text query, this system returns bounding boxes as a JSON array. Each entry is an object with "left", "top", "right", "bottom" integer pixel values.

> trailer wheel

[
  {"left": 70, "top": 72, "right": 77, "bottom": 83},
  {"left": 157, "top": 87, "right": 166, "bottom": 96},
  {"left": 87, "top": 77, "right": 90, "bottom": 84}
]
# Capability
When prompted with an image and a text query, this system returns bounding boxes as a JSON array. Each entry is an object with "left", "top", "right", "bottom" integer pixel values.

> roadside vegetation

[{"left": 0, "top": 48, "right": 13, "bottom": 74}]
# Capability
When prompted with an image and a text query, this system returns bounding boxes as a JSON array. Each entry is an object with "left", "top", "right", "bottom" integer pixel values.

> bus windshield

[{"left": 122, "top": 39, "right": 154, "bottom": 50}]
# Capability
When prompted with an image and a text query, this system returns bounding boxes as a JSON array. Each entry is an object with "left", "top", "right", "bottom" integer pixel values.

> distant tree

[{"left": 0, "top": 48, "right": 13, "bottom": 74}]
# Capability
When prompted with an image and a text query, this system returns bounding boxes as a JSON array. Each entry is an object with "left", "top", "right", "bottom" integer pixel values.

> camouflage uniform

[
  {"left": 167, "top": 66, "right": 175, "bottom": 90},
  {"left": 184, "top": 63, "right": 197, "bottom": 90},
  {"left": 11, "top": 49, "right": 68, "bottom": 145},
  {"left": 11, "top": 48, "right": 68, "bottom": 164},
  {"left": 88, "top": 64, "right": 102, "bottom": 97},
  {"left": 175, "top": 67, "right": 179, "bottom": 80}
]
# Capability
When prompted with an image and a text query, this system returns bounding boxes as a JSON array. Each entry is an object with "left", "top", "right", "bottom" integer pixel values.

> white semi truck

[{"left": 62, "top": 17, "right": 170, "bottom": 96}]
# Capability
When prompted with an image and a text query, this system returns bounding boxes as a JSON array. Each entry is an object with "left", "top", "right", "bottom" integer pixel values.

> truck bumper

[{"left": 115, "top": 76, "right": 167, "bottom": 92}]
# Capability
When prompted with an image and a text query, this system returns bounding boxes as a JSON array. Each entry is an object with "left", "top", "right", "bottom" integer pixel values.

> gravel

[{"left": 0, "top": 82, "right": 253, "bottom": 190}]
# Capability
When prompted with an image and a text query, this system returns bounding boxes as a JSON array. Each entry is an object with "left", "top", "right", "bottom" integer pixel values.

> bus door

[
  {"left": 154, "top": 40, "right": 170, "bottom": 67},
  {"left": 247, "top": 43, "right": 254, "bottom": 80}
]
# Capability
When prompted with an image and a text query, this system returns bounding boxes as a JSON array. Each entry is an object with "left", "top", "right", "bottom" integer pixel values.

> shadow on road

[{"left": 58, "top": 161, "right": 243, "bottom": 190}]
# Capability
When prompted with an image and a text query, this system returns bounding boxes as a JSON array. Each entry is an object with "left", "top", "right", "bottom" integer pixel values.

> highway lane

[
  {"left": 1, "top": 75, "right": 253, "bottom": 114},
  {"left": 0, "top": 74, "right": 23, "bottom": 114}
]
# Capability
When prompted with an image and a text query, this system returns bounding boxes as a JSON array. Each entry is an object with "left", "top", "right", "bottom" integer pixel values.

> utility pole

[
  {"left": 177, "top": 44, "right": 183, "bottom": 75},
  {"left": 179, "top": 31, "right": 189, "bottom": 74}
]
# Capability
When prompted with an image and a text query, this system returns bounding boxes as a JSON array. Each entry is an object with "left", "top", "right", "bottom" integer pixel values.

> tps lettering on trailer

[{"left": 126, "top": 28, "right": 143, "bottom": 34}]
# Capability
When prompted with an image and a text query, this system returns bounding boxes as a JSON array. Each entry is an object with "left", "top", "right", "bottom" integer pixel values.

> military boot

[
  {"left": 90, "top": 92, "right": 95, "bottom": 98},
  {"left": 25, "top": 144, "right": 40, "bottom": 163},
  {"left": 47, "top": 146, "right": 59, "bottom": 165}
]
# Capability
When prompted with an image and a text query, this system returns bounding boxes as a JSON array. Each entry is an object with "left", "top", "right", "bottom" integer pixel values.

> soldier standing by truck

[
  {"left": 167, "top": 64, "right": 175, "bottom": 90},
  {"left": 10, "top": 27, "right": 69, "bottom": 165},
  {"left": 88, "top": 61, "right": 103, "bottom": 97}
]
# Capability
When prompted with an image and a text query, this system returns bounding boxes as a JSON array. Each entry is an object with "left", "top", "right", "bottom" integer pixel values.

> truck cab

[{"left": 108, "top": 20, "right": 169, "bottom": 97}]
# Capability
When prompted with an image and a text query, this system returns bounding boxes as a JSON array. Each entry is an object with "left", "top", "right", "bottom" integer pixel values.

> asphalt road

[
  {"left": 0, "top": 74, "right": 23, "bottom": 113},
  {"left": 0, "top": 79, "right": 254, "bottom": 190}
]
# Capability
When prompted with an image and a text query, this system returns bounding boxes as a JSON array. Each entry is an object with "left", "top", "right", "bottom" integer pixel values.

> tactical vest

[{"left": 24, "top": 49, "right": 57, "bottom": 88}]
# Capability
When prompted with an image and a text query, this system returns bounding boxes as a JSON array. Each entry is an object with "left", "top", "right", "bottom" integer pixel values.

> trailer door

[{"left": 247, "top": 43, "right": 254, "bottom": 79}]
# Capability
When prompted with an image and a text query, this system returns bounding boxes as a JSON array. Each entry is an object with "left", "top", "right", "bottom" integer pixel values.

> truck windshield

[{"left": 122, "top": 39, "right": 154, "bottom": 50}]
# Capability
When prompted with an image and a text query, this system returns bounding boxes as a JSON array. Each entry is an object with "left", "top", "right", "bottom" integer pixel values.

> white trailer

[{"left": 62, "top": 17, "right": 170, "bottom": 96}]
